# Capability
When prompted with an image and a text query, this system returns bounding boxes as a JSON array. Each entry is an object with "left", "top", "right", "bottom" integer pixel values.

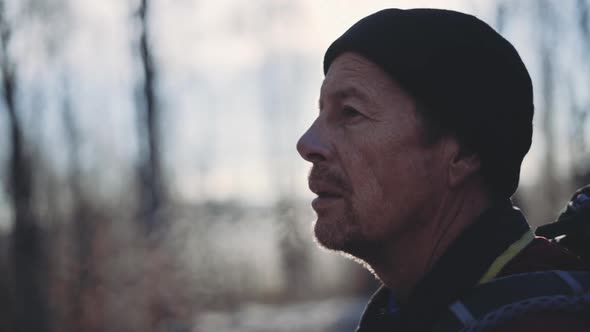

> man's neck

[{"left": 366, "top": 184, "right": 492, "bottom": 303}]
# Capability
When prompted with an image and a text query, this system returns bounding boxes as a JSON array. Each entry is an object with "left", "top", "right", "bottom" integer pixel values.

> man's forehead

[
  {"left": 319, "top": 53, "right": 401, "bottom": 107},
  {"left": 319, "top": 55, "right": 376, "bottom": 100},
  {"left": 323, "top": 53, "right": 377, "bottom": 82}
]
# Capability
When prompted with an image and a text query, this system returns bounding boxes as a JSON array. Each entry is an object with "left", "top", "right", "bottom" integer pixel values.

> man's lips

[
  {"left": 308, "top": 179, "right": 344, "bottom": 198},
  {"left": 315, "top": 192, "right": 342, "bottom": 198},
  {"left": 309, "top": 180, "right": 344, "bottom": 210},
  {"left": 311, "top": 195, "right": 342, "bottom": 210}
]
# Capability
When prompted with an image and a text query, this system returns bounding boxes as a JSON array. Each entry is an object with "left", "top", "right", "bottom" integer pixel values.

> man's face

[{"left": 297, "top": 53, "right": 447, "bottom": 257}]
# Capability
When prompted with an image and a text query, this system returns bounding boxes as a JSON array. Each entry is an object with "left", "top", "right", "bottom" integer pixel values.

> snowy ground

[{"left": 192, "top": 297, "right": 368, "bottom": 332}]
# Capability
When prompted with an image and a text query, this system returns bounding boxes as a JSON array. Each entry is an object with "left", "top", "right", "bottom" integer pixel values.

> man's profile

[{"left": 297, "top": 8, "right": 590, "bottom": 332}]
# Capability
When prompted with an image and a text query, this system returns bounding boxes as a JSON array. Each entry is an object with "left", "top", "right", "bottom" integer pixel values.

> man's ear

[{"left": 444, "top": 138, "right": 481, "bottom": 189}]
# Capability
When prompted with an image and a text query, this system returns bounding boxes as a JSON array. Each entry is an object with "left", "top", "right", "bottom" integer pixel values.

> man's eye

[{"left": 342, "top": 106, "right": 362, "bottom": 118}]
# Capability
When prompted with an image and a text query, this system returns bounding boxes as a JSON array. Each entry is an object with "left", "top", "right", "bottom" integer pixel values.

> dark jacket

[{"left": 355, "top": 201, "right": 590, "bottom": 332}]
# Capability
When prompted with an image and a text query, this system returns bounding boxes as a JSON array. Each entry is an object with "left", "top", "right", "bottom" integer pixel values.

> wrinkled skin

[{"left": 297, "top": 52, "right": 448, "bottom": 259}]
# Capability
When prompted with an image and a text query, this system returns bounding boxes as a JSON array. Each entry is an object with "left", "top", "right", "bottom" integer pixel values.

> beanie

[{"left": 323, "top": 8, "right": 534, "bottom": 198}]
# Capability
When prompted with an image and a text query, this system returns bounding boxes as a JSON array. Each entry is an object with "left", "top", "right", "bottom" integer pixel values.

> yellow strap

[{"left": 477, "top": 229, "right": 535, "bottom": 285}]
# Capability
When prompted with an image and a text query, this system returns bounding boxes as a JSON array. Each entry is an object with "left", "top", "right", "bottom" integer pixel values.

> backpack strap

[
  {"left": 432, "top": 270, "right": 590, "bottom": 332},
  {"left": 536, "top": 184, "right": 590, "bottom": 263}
]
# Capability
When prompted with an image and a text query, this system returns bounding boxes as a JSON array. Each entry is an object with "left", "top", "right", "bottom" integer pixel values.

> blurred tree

[
  {"left": 256, "top": 0, "right": 312, "bottom": 298},
  {"left": 537, "top": 0, "right": 561, "bottom": 209},
  {"left": 136, "top": 0, "right": 166, "bottom": 235},
  {"left": 572, "top": 0, "right": 590, "bottom": 183},
  {"left": 0, "top": 0, "right": 50, "bottom": 330},
  {"left": 493, "top": 0, "right": 590, "bottom": 224},
  {"left": 61, "top": 76, "right": 107, "bottom": 332}
]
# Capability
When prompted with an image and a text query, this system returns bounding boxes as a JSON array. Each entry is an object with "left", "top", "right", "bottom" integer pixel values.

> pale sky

[{"left": 8, "top": 0, "right": 571, "bottom": 205}]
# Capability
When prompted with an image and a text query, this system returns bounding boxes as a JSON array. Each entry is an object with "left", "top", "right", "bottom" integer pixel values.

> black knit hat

[{"left": 324, "top": 8, "right": 534, "bottom": 198}]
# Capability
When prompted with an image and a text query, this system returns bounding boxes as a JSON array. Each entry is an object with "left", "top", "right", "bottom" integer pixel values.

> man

[{"left": 296, "top": 8, "right": 590, "bottom": 332}]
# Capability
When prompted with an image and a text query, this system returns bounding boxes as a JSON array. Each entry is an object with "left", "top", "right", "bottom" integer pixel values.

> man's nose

[{"left": 296, "top": 119, "right": 331, "bottom": 163}]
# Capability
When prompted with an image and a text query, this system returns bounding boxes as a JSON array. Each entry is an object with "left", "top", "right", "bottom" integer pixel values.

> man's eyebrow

[
  {"left": 334, "top": 86, "right": 369, "bottom": 102},
  {"left": 319, "top": 86, "right": 369, "bottom": 111}
]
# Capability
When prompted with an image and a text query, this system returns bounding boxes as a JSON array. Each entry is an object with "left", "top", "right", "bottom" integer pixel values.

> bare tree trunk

[
  {"left": 572, "top": 0, "right": 590, "bottom": 182},
  {"left": 538, "top": 1, "right": 561, "bottom": 212},
  {"left": 259, "top": 50, "right": 311, "bottom": 297},
  {"left": 578, "top": 0, "right": 589, "bottom": 41},
  {"left": 61, "top": 78, "right": 105, "bottom": 332},
  {"left": 1, "top": 2, "right": 50, "bottom": 330},
  {"left": 137, "top": 0, "right": 165, "bottom": 235}
]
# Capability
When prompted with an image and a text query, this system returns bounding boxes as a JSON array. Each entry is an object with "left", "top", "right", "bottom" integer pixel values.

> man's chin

[{"left": 313, "top": 219, "right": 366, "bottom": 254}]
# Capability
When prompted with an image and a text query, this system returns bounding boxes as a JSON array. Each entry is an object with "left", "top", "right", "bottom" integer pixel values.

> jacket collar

[{"left": 356, "top": 200, "right": 531, "bottom": 332}]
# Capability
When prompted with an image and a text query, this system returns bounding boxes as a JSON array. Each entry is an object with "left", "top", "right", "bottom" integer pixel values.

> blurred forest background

[{"left": 0, "top": 0, "right": 589, "bottom": 331}]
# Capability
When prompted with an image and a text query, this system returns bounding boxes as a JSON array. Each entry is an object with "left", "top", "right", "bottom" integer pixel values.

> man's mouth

[
  {"left": 310, "top": 186, "right": 343, "bottom": 210},
  {"left": 316, "top": 191, "right": 342, "bottom": 199},
  {"left": 308, "top": 166, "right": 348, "bottom": 210},
  {"left": 308, "top": 179, "right": 344, "bottom": 199}
]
